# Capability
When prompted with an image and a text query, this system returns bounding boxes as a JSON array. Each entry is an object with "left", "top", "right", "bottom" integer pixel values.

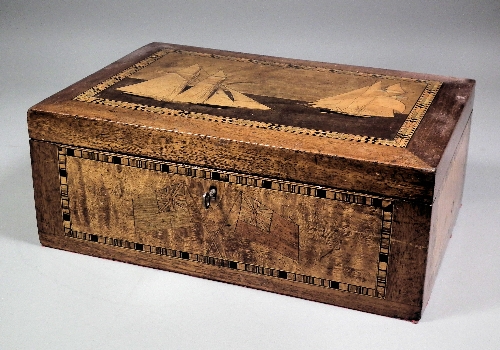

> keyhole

[{"left": 203, "top": 186, "right": 217, "bottom": 209}]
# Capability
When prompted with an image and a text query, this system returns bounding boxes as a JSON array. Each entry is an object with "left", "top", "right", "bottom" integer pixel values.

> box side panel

[
  {"left": 386, "top": 201, "right": 431, "bottom": 310},
  {"left": 423, "top": 117, "right": 471, "bottom": 310},
  {"left": 31, "top": 141, "right": 424, "bottom": 320},
  {"left": 29, "top": 140, "right": 63, "bottom": 237}
]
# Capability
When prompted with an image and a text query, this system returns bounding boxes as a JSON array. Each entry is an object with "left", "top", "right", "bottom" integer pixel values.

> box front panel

[{"left": 57, "top": 145, "right": 393, "bottom": 299}]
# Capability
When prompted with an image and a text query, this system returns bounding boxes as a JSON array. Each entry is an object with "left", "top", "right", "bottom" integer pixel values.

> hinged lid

[{"left": 27, "top": 43, "right": 475, "bottom": 203}]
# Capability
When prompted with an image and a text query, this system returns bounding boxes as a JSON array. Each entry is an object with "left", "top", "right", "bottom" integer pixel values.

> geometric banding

[{"left": 376, "top": 202, "right": 393, "bottom": 298}]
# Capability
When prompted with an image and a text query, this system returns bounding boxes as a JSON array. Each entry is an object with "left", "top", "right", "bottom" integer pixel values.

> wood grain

[
  {"left": 423, "top": 117, "right": 472, "bottom": 310},
  {"left": 29, "top": 140, "right": 63, "bottom": 237},
  {"left": 408, "top": 82, "right": 475, "bottom": 168},
  {"left": 386, "top": 200, "right": 431, "bottom": 307}
]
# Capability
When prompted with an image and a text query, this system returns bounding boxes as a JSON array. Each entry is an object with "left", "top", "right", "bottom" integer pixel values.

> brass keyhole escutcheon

[{"left": 203, "top": 186, "right": 217, "bottom": 209}]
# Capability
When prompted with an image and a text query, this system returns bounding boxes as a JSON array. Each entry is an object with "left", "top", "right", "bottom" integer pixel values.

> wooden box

[{"left": 28, "top": 43, "right": 475, "bottom": 321}]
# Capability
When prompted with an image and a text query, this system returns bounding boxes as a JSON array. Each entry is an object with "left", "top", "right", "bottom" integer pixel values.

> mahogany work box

[{"left": 28, "top": 43, "right": 475, "bottom": 321}]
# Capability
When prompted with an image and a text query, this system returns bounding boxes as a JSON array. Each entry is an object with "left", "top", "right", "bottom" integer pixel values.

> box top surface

[{"left": 28, "top": 43, "right": 475, "bottom": 202}]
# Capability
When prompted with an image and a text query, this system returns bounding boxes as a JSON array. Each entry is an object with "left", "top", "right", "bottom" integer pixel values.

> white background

[{"left": 1, "top": 1, "right": 499, "bottom": 348}]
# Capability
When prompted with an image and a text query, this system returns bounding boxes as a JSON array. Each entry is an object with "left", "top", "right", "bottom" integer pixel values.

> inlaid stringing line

[{"left": 58, "top": 148, "right": 72, "bottom": 234}]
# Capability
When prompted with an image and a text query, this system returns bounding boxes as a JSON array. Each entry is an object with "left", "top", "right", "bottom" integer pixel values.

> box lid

[{"left": 28, "top": 43, "right": 475, "bottom": 203}]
